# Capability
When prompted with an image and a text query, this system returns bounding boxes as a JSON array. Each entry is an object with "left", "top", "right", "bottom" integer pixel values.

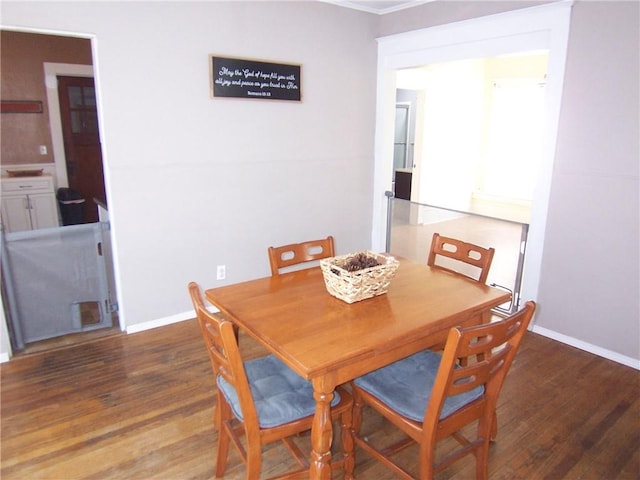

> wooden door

[{"left": 57, "top": 76, "right": 106, "bottom": 224}]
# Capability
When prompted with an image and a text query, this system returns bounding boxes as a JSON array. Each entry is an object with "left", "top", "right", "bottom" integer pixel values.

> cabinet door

[
  {"left": 29, "top": 193, "right": 60, "bottom": 230},
  {"left": 1, "top": 196, "right": 32, "bottom": 233}
]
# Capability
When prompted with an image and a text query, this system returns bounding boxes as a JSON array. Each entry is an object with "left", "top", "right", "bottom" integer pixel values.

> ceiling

[{"left": 320, "top": 0, "right": 432, "bottom": 15}]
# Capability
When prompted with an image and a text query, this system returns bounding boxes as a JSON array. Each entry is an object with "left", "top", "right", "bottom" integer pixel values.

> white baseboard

[
  {"left": 125, "top": 310, "right": 195, "bottom": 334},
  {"left": 0, "top": 352, "right": 11, "bottom": 363},
  {"left": 532, "top": 325, "right": 640, "bottom": 370},
  {"left": 125, "top": 304, "right": 224, "bottom": 335}
]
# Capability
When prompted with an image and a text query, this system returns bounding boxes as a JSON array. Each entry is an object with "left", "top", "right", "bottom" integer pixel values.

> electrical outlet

[
  {"left": 39, "top": 145, "right": 48, "bottom": 155},
  {"left": 216, "top": 265, "right": 226, "bottom": 280}
]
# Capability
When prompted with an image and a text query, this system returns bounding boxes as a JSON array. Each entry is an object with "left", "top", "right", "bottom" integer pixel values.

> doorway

[
  {"left": 393, "top": 89, "right": 418, "bottom": 201},
  {"left": 372, "top": 2, "right": 573, "bottom": 306},
  {"left": 395, "top": 52, "right": 547, "bottom": 218},
  {"left": 0, "top": 30, "right": 117, "bottom": 357},
  {"left": 57, "top": 75, "right": 106, "bottom": 224}
]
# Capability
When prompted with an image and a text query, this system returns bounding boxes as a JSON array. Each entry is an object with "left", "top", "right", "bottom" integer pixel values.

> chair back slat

[
  {"left": 427, "top": 232, "right": 495, "bottom": 284},
  {"left": 202, "top": 321, "right": 235, "bottom": 385},
  {"left": 268, "top": 236, "right": 335, "bottom": 276}
]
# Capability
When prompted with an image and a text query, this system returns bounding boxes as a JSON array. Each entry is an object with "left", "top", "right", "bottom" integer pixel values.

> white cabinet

[{"left": 1, "top": 176, "right": 59, "bottom": 233}]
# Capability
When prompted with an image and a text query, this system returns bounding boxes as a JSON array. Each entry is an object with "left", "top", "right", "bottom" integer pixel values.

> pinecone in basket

[{"left": 342, "top": 253, "right": 381, "bottom": 272}]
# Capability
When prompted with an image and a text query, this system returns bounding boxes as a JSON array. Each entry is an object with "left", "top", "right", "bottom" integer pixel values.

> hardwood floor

[
  {"left": 14, "top": 326, "right": 123, "bottom": 356},
  {"left": 1, "top": 319, "right": 638, "bottom": 479}
]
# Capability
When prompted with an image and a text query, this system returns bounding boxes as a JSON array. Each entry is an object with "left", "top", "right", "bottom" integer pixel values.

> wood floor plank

[{"left": 1, "top": 319, "right": 638, "bottom": 479}]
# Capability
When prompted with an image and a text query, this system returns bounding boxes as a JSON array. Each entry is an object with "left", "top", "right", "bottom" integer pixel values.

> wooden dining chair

[
  {"left": 268, "top": 235, "right": 335, "bottom": 276},
  {"left": 427, "top": 232, "right": 495, "bottom": 284},
  {"left": 188, "top": 282, "right": 354, "bottom": 480},
  {"left": 350, "top": 301, "right": 536, "bottom": 480},
  {"left": 426, "top": 232, "right": 498, "bottom": 353}
]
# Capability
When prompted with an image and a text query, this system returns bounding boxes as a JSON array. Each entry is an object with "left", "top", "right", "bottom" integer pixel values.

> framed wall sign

[{"left": 210, "top": 56, "right": 301, "bottom": 101}]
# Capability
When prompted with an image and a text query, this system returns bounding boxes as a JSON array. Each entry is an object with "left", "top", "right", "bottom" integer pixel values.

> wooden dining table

[{"left": 205, "top": 256, "right": 511, "bottom": 479}]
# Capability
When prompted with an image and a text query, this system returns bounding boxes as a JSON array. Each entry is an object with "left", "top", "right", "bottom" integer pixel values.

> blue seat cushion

[
  {"left": 353, "top": 349, "right": 483, "bottom": 422},
  {"left": 217, "top": 354, "right": 341, "bottom": 428}
]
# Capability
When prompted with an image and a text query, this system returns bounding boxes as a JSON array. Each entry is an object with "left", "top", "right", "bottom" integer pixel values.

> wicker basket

[{"left": 320, "top": 251, "right": 400, "bottom": 304}]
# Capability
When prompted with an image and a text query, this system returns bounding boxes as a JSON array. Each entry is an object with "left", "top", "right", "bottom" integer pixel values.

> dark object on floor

[{"left": 57, "top": 188, "right": 85, "bottom": 225}]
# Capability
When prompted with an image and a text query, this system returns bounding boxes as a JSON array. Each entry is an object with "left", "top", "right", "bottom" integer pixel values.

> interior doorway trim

[
  {"left": 372, "top": 0, "right": 573, "bottom": 306},
  {"left": 44, "top": 62, "right": 94, "bottom": 189}
]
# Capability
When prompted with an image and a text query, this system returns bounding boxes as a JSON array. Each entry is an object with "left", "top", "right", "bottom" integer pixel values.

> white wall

[
  {"left": 2, "top": 1, "right": 638, "bottom": 367},
  {"left": 1, "top": 1, "right": 377, "bottom": 339},
  {"left": 535, "top": 1, "right": 639, "bottom": 363},
  {"left": 378, "top": 0, "right": 639, "bottom": 366}
]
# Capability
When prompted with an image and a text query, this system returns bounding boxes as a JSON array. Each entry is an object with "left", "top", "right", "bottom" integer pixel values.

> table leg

[{"left": 310, "top": 379, "right": 334, "bottom": 480}]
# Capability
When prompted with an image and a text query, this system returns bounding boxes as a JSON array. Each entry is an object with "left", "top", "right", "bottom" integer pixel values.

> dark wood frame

[{"left": 210, "top": 55, "right": 301, "bottom": 101}]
